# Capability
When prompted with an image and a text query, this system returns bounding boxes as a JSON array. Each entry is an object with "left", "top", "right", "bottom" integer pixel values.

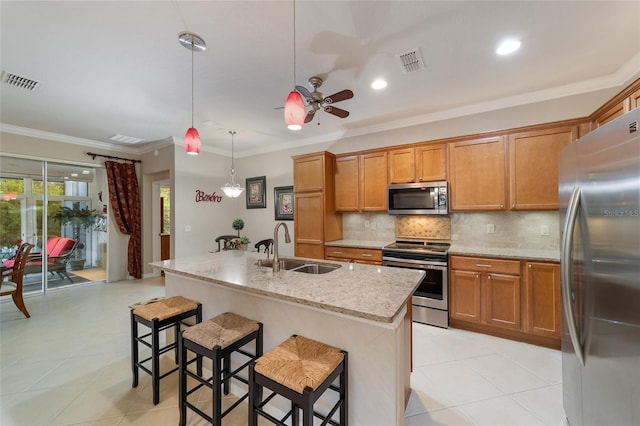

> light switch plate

[{"left": 486, "top": 224, "right": 495, "bottom": 234}]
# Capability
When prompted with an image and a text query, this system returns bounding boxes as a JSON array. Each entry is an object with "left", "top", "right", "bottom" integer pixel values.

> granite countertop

[
  {"left": 324, "top": 239, "right": 392, "bottom": 249},
  {"left": 449, "top": 244, "right": 560, "bottom": 262},
  {"left": 150, "top": 251, "right": 423, "bottom": 323}
]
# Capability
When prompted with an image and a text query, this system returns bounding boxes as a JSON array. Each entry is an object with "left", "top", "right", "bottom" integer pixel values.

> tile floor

[{"left": 1, "top": 277, "right": 567, "bottom": 425}]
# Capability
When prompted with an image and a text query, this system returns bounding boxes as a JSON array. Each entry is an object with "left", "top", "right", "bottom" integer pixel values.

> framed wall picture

[
  {"left": 246, "top": 176, "right": 266, "bottom": 208},
  {"left": 274, "top": 186, "right": 294, "bottom": 220}
]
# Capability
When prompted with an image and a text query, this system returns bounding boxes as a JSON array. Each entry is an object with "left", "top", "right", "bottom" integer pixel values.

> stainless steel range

[{"left": 382, "top": 240, "right": 450, "bottom": 328}]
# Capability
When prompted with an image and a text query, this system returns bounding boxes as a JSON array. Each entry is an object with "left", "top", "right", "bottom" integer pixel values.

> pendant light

[
  {"left": 284, "top": 0, "right": 305, "bottom": 130},
  {"left": 221, "top": 131, "right": 245, "bottom": 198},
  {"left": 179, "top": 32, "right": 206, "bottom": 155}
]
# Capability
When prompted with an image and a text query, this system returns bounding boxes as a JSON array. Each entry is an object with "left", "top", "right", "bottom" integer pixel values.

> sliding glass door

[{"left": 0, "top": 156, "right": 107, "bottom": 293}]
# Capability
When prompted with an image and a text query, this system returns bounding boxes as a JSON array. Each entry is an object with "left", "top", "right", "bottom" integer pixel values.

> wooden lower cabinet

[
  {"left": 324, "top": 246, "right": 382, "bottom": 265},
  {"left": 484, "top": 272, "right": 521, "bottom": 329},
  {"left": 450, "top": 256, "right": 520, "bottom": 329},
  {"left": 450, "top": 255, "right": 560, "bottom": 349},
  {"left": 524, "top": 261, "right": 561, "bottom": 338},
  {"left": 449, "top": 269, "right": 481, "bottom": 321}
]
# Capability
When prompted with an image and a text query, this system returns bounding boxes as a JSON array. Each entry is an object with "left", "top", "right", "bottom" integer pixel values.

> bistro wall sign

[{"left": 195, "top": 189, "right": 223, "bottom": 203}]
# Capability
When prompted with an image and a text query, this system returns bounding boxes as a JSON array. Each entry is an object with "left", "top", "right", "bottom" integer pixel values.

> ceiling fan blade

[
  {"left": 295, "top": 85, "right": 313, "bottom": 100},
  {"left": 324, "top": 106, "right": 349, "bottom": 118},
  {"left": 324, "top": 89, "right": 354, "bottom": 104},
  {"left": 304, "top": 110, "right": 316, "bottom": 123}
]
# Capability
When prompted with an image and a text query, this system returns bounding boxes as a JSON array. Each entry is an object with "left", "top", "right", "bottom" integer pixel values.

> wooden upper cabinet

[
  {"left": 388, "top": 148, "right": 415, "bottom": 184},
  {"left": 293, "top": 152, "right": 327, "bottom": 193},
  {"left": 388, "top": 144, "right": 446, "bottom": 184},
  {"left": 335, "top": 152, "right": 387, "bottom": 212},
  {"left": 594, "top": 98, "right": 628, "bottom": 128},
  {"left": 334, "top": 155, "right": 359, "bottom": 211},
  {"left": 631, "top": 86, "right": 640, "bottom": 110},
  {"left": 508, "top": 126, "right": 577, "bottom": 210},
  {"left": 415, "top": 144, "right": 446, "bottom": 182},
  {"left": 449, "top": 136, "right": 507, "bottom": 211},
  {"left": 360, "top": 152, "right": 388, "bottom": 211}
]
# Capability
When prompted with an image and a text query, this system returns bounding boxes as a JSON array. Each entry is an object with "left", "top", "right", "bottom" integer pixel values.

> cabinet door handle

[
  {"left": 512, "top": 204, "right": 516, "bottom": 208},
  {"left": 332, "top": 251, "right": 343, "bottom": 255},
  {"left": 476, "top": 264, "right": 492, "bottom": 268},
  {"left": 500, "top": 204, "right": 504, "bottom": 208},
  {"left": 487, "top": 274, "right": 492, "bottom": 280},
  {"left": 528, "top": 264, "right": 532, "bottom": 268},
  {"left": 476, "top": 273, "right": 480, "bottom": 278},
  {"left": 361, "top": 253, "right": 373, "bottom": 257}
]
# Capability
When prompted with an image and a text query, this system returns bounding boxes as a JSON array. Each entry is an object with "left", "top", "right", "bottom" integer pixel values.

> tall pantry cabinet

[{"left": 292, "top": 152, "right": 342, "bottom": 259}]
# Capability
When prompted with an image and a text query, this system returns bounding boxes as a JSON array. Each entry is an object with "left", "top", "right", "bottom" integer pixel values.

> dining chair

[
  {"left": 215, "top": 235, "right": 238, "bottom": 252},
  {"left": 1, "top": 242, "right": 35, "bottom": 318},
  {"left": 254, "top": 238, "right": 274, "bottom": 255}
]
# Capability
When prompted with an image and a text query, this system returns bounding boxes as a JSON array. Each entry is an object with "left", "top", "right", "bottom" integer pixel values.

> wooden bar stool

[
  {"left": 248, "top": 335, "right": 348, "bottom": 426},
  {"left": 130, "top": 296, "right": 202, "bottom": 405},
  {"left": 179, "top": 312, "right": 263, "bottom": 425}
]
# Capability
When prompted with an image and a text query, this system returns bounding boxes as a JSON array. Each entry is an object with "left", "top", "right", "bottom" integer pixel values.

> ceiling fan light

[
  {"left": 284, "top": 90, "right": 305, "bottom": 130},
  {"left": 185, "top": 127, "right": 201, "bottom": 155}
]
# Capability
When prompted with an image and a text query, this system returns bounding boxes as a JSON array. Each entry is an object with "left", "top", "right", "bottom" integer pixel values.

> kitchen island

[{"left": 150, "top": 250, "right": 424, "bottom": 425}]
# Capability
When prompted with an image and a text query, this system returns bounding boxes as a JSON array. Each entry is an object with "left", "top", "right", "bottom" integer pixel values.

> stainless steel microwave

[{"left": 388, "top": 181, "right": 448, "bottom": 215}]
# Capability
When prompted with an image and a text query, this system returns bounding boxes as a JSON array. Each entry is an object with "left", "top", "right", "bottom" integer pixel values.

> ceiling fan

[{"left": 295, "top": 76, "right": 354, "bottom": 124}]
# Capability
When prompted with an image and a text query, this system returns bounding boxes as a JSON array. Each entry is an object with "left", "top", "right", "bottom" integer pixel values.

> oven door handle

[{"left": 383, "top": 258, "right": 447, "bottom": 269}]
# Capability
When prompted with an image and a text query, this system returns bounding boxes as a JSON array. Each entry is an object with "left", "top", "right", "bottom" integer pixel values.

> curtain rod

[{"left": 87, "top": 152, "right": 141, "bottom": 164}]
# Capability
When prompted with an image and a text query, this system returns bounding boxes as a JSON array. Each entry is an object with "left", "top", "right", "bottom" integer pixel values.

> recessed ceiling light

[
  {"left": 496, "top": 39, "right": 521, "bottom": 56},
  {"left": 371, "top": 79, "right": 387, "bottom": 90},
  {"left": 82, "top": 170, "right": 91, "bottom": 175},
  {"left": 71, "top": 173, "right": 78, "bottom": 177}
]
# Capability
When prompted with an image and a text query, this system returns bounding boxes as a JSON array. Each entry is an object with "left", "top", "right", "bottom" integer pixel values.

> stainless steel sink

[
  {"left": 257, "top": 257, "right": 341, "bottom": 274},
  {"left": 290, "top": 263, "right": 341, "bottom": 274}
]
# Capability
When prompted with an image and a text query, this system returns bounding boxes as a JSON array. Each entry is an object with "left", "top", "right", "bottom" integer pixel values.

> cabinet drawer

[
  {"left": 450, "top": 255, "right": 520, "bottom": 275},
  {"left": 324, "top": 246, "right": 382, "bottom": 263}
]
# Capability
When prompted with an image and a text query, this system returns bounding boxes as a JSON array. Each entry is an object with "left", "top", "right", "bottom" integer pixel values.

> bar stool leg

[
  {"left": 152, "top": 318, "right": 160, "bottom": 405},
  {"left": 179, "top": 331, "right": 187, "bottom": 426},
  {"left": 130, "top": 310, "right": 139, "bottom": 388},
  {"left": 174, "top": 319, "right": 180, "bottom": 364},
  {"left": 212, "top": 347, "right": 224, "bottom": 425},
  {"left": 222, "top": 354, "right": 230, "bottom": 395},
  {"left": 248, "top": 363, "right": 259, "bottom": 426},
  {"left": 341, "top": 354, "right": 348, "bottom": 425}
]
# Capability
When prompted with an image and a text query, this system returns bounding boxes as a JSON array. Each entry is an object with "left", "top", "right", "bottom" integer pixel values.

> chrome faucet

[{"left": 272, "top": 222, "right": 291, "bottom": 272}]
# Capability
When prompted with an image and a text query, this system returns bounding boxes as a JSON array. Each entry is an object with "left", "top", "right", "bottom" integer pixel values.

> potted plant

[
  {"left": 236, "top": 236, "right": 251, "bottom": 251},
  {"left": 59, "top": 202, "right": 98, "bottom": 270},
  {"left": 232, "top": 218, "right": 244, "bottom": 237}
]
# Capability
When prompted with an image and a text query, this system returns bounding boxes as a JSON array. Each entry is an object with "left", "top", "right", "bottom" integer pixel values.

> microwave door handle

[{"left": 561, "top": 186, "right": 585, "bottom": 367}]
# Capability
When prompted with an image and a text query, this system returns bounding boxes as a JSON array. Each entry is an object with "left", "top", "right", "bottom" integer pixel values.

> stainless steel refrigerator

[{"left": 559, "top": 108, "right": 640, "bottom": 426}]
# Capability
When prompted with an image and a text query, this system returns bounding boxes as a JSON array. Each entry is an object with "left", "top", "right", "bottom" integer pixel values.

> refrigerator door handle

[{"left": 561, "top": 186, "right": 585, "bottom": 366}]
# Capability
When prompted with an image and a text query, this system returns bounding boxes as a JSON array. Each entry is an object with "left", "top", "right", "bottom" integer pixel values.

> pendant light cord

[
  {"left": 230, "top": 130, "right": 236, "bottom": 171},
  {"left": 292, "top": 0, "right": 296, "bottom": 89},
  {"left": 191, "top": 35, "right": 195, "bottom": 128}
]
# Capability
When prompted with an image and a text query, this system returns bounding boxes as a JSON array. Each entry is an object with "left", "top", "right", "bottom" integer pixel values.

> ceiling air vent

[
  {"left": 397, "top": 48, "right": 425, "bottom": 74},
  {"left": 109, "top": 134, "right": 145, "bottom": 144},
  {"left": 1, "top": 70, "right": 40, "bottom": 91}
]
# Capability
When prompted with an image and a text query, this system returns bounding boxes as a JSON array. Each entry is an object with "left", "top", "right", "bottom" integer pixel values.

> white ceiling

[{"left": 1, "top": 1, "right": 639, "bottom": 158}]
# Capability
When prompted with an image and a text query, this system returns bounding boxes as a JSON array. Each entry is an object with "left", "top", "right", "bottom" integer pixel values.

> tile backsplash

[{"left": 342, "top": 211, "right": 559, "bottom": 251}]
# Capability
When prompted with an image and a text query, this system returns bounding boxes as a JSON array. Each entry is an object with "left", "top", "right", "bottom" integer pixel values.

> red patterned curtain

[{"left": 105, "top": 161, "right": 142, "bottom": 279}]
